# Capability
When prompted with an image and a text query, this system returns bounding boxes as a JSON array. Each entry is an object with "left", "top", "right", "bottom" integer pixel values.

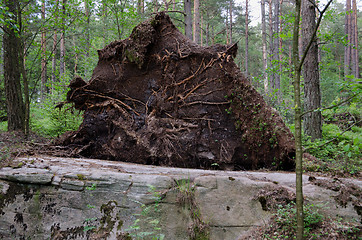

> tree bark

[
  {"left": 268, "top": 0, "right": 274, "bottom": 88},
  {"left": 60, "top": 0, "right": 66, "bottom": 78},
  {"left": 193, "top": 0, "right": 200, "bottom": 44},
  {"left": 153, "top": 0, "right": 158, "bottom": 12},
  {"left": 272, "top": 0, "right": 280, "bottom": 99},
  {"left": 229, "top": 0, "right": 233, "bottom": 43},
  {"left": 200, "top": 13, "right": 203, "bottom": 46},
  {"left": 85, "top": 0, "right": 90, "bottom": 58},
  {"left": 261, "top": 0, "right": 268, "bottom": 94},
  {"left": 245, "top": 0, "right": 249, "bottom": 76},
  {"left": 302, "top": 0, "right": 322, "bottom": 141},
  {"left": 184, "top": 0, "right": 192, "bottom": 40},
  {"left": 102, "top": 0, "right": 108, "bottom": 45},
  {"left": 352, "top": 0, "right": 359, "bottom": 77},
  {"left": 292, "top": 1, "right": 303, "bottom": 238},
  {"left": 51, "top": 0, "right": 59, "bottom": 91},
  {"left": 293, "top": 1, "right": 333, "bottom": 238},
  {"left": 41, "top": 0, "right": 47, "bottom": 100},
  {"left": 344, "top": 0, "right": 351, "bottom": 78},
  {"left": 3, "top": 0, "right": 25, "bottom": 132},
  {"left": 137, "top": 0, "right": 144, "bottom": 14}
]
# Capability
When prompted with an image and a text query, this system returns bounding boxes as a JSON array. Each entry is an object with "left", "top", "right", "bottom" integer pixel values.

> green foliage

[
  {"left": 304, "top": 119, "right": 361, "bottom": 176},
  {"left": 0, "top": 121, "right": 7, "bottom": 132},
  {"left": 264, "top": 203, "right": 324, "bottom": 239},
  {"left": 30, "top": 78, "right": 83, "bottom": 137}
]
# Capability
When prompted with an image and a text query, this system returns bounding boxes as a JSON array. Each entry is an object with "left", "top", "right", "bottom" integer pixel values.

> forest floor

[{"left": 1, "top": 130, "right": 360, "bottom": 179}]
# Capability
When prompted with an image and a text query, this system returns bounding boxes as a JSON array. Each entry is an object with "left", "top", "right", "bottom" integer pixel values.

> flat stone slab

[{"left": 0, "top": 156, "right": 360, "bottom": 240}]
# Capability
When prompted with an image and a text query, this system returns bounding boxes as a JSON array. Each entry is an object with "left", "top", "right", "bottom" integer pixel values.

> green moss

[{"left": 77, "top": 174, "right": 85, "bottom": 181}]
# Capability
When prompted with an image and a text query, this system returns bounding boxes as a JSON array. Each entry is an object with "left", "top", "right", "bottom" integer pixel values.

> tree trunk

[
  {"left": 229, "top": 0, "right": 233, "bottom": 43},
  {"left": 85, "top": 0, "right": 90, "bottom": 58},
  {"left": 261, "top": 0, "right": 268, "bottom": 94},
  {"left": 302, "top": 0, "right": 322, "bottom": 141},
  {"left": 51, "top": 0, "right": 59, "bottom": 91},
  {"left": 344, "top": 0, "right": 351, "bottom": 78},
  {"left": 20, "top": 47, "right": 29, "bottom": 137},
  {"left": 137, "top": 0, "right": 144, "bottom": 14},
  {"left": 293, "top": 1, "right": 333, "bottom": 238},
  {"left": 352, "top": 0, "right": 359, "bottom": 77},
  {"left": 226, "top": 8, "right": 229, "bottom": 44},
  {"left": 153, "top": 0, "right": 158, "bottom": 12},
  {"left": 193, "top": 0, "right": 200, "bottom": 44},
  {"left": 102, "top": 0, "right": 108, "bottom": 45},
  {"left": 41, "top": 0, "right": 47, "bottom": 100},
  {"left": 273, "top": 0, "right": 280, "bottom": 100},
  {"left": 184, "top": 0, "right": 192, "bottom": 40},
  {"left": 279, "top": 0, "right": 283, "bottom": 83},
  {"left": 3, "top": 0, "right": 25, "bottom": 132},
  {"left": 292, "top": 1, "right": 303, "bottom": 238},
  {"left": 268, "top": 0, "right": 274, "bottom": 88},
  {"left": 245, "top": 0, "right": 249, "bottom": 76},
  {"left": 200, "top": 13, "right": 203, "bottom": 46},
  {"left": 163, "top": 0, "right": 169, "bottom": 11},
  {"left": 60, "top": 0, "right": 66, "bottom": 78}
]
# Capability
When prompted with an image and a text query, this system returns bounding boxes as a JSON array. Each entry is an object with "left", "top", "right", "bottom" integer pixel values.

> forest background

[{"left": 0, "top": 0, "right": 361, "bottom": 175}]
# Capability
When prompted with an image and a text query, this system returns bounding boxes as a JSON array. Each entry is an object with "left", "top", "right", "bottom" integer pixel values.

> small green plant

[
  {"left": 264, "top": 202, "right": 324, "bottom": 239},
  {"left": 83, "top": 183, "right": 98, "bottom": 233},
  {"left": 125, "top": 185, "right": 165, "bottom": 240},
  {"left": 174, "top": 178, "right": 209, "bottom": 240}
]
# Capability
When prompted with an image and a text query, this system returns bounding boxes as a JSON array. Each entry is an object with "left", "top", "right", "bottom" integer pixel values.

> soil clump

[{"left": 59, "top": 12, "right": 295, "bottom": 171}]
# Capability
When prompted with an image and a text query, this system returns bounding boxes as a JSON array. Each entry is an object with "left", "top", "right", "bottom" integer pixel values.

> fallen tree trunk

[{"left": 59, "top": 12, "right": 295, "bottom": 171}]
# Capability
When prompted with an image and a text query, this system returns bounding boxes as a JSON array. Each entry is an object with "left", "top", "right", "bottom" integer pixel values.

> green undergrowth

[
  {"left": 261, "top": 203, "right": 361, "bottom": 239},
  {"left": 30, "top": 79, "right": 83, "bottom": 137},
  {"left": 303, "top": 123, "right": 361, "bottom": 177},
  {"left": 30, "top": 103, "right": 82, "bottom": 137}
]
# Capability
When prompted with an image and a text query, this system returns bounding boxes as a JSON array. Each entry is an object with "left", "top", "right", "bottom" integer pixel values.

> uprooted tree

[{"left": 59, "top": 12, "right": 295, "bottom": 171}]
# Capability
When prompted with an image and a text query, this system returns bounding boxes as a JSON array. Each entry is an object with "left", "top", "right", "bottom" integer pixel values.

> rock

[{"left": 0, "top": 156, "right": 360, "bottom": 240}]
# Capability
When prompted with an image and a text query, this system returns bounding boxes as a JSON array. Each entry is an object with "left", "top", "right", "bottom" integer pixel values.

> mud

[{"left": 59, "top": 12, "right": 295, "bottom": 171}]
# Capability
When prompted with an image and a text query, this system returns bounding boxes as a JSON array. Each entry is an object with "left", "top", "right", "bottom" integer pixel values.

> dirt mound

[{"left": 59, "top": 12, "right": 295, "bottom": 171}]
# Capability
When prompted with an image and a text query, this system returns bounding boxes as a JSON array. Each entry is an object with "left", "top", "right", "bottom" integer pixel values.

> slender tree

[
  {"left": 229, "top": 0, "right": 233, "bottom": 43},
  {"left": 351, "top": 0, "right": 359, "bottom": 77},
  {"left": 268, "top": 0, "right": 274, "bottom": 88},
  {"left": 59, "top": 0, "right": 66, "bottom": 78},
  {"left": 193, "top": 0, "right": 200, "bottom": 44},
  {"left": 272, "top": 0, "right": 280, "bottom": 99},
  {"left": 302, "top": 0, "right": 322, "bottom": 140},
  {"left": 344, "top": 0, "right": 351, "bottom": 78},
  {"left": 184, "top": 0, "right": 192, "bottom": 40},
  {"left": 52, "top": 0, "right": 59, "bottom": 87},
  {"left": 261, "top": 0, "right": 268, "bottom": 94},
  {"left": 245, "top": 0, "right": 249, "bottom": 76},
  {"left": 292, "top": 1, "right": 333, "bottom": 238},
  {"left": 85, "top": 0, "right": 90, "bottom": 58},
  {"left": 41, "top": 0, "right": 47, "bottom": 99}
]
